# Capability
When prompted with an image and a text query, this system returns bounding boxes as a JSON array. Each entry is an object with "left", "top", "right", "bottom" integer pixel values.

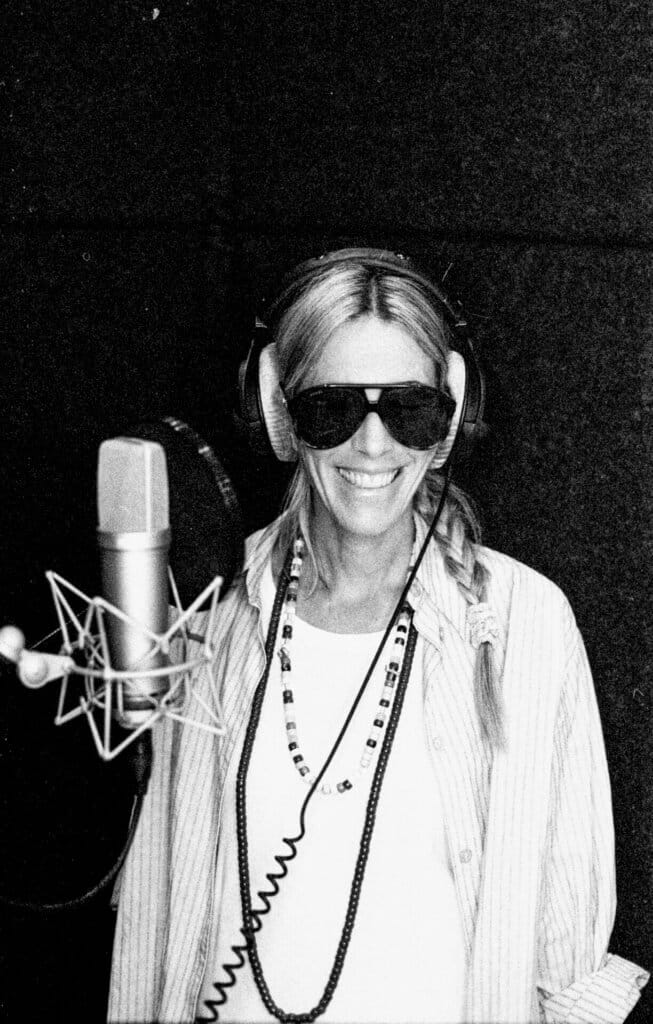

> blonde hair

[{"left": 271, "top": 257, "right": 504, "bottom": 748}]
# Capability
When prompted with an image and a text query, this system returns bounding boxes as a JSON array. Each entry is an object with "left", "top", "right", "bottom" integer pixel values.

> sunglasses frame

[{"left": 285, "top": 382, "right": 456, "bottom": 451}]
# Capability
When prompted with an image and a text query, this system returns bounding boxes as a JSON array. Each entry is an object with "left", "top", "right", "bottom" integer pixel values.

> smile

[{"left": 337, "top": 468, "right": 400, "bottom": 489}]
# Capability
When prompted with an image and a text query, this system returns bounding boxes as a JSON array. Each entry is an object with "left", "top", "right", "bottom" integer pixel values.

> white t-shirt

[{"left": 198, "top": 564, "right": 467, "bottom": 1023}]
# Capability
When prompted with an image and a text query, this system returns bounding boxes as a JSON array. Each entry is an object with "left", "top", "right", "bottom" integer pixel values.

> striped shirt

[{"left": 108, "top": 514, "right": 649, "bottom": 1023}]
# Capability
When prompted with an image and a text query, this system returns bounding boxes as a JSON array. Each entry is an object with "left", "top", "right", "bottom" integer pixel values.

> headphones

[{"left": 237, "top": 247, "right": 488, "bottom": 469}]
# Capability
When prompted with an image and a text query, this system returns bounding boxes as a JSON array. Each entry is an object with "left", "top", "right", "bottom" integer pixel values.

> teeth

[{"left": 338, "top": 469, "right": 398, "bottom": 489}]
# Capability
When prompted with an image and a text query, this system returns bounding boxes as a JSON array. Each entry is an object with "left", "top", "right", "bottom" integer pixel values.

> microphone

[
  {"left": 97, "top": 437, "right": 174, "bottom": 730},
  {"left": 3, "top": 419, "right": 238, "bottom": 761}
]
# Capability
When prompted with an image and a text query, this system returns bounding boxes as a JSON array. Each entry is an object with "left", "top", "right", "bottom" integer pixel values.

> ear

[
  {"left": 431, "top": 350, "right": 466, "bottom": 469},
  {"left": 258, "top": 343, "right": 298, "bottom": 462}
]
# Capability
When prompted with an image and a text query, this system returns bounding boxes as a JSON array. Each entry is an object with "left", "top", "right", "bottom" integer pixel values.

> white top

[{"left": 197, "top": 563, "right": 467, "bottom": 1023}]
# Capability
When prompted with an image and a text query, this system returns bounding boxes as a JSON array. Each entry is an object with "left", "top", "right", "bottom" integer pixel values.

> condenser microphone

[{"left": 97, "top": 437, "right": 173, "bottom": 730}]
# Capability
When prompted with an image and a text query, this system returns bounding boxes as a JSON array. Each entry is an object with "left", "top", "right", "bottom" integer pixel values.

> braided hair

[{"left": 416, "top": 471, "right": 504, "bottom": 748}]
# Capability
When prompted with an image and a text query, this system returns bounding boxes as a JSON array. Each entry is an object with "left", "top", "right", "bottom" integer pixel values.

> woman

[{"left": 109, "top": 249, "right": 648, "bottom": 1023}]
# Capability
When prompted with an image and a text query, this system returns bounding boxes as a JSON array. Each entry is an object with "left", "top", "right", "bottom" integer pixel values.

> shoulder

[
  {"left": 192, "top": 521, "right": 277, "bottom": 639},
  {"left": 207, "top": 513, "right": 286, "bottom": 627},
  {"left": 244, "top": 522, "right": 276, "bottom": 563},
  {"left": 476, "top": 544, "right": 577, "bottom": 636},
  {"left": 243, "top": 512, "right": 288, "bottom": 570},
  {"left": 477, "top": 543, "right": 569, "bottom": 603}
]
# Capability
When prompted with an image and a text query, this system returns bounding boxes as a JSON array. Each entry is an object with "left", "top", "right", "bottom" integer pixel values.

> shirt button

[
  {"left": 459, "top": 849, "right": 472, "bottom": 864},
  {"left": 433, "top": 736, "right": 443, "bottom": 750}
]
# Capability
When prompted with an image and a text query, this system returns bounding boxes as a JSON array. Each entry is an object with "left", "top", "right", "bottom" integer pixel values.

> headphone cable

[{"left": 197, "top": 466, "right": 452, "bottom": 1021}]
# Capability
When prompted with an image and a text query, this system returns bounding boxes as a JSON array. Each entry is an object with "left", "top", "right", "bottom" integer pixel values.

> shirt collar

[
  {"left": 241, "top": 516, "right": 283, "bottom": 611},
  {"left": 407, "top": 513, "right": 469, "bottom": 651},
  {"left": 240, "top": 511, "right": 469, "bottom": 652}
]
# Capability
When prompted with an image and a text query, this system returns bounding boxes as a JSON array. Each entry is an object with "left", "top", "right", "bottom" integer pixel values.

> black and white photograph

[{"left": 1, "top": 3, "right": 650, "bottom": 1022}]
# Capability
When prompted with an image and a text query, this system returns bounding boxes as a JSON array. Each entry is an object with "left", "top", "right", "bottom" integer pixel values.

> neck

[
  {"left": 313, "top": 507, "right": 414, "bottom": 589},
  {"left": 292, "top": 507, "right": 414, "bottom": 633}
]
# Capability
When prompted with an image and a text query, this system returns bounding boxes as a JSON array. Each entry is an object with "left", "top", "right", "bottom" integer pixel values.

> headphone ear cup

[
  {"left": 237, "top": 332, "right": 297, "bottom": 462},
  {"left": 431, "top": 350, "right": 467, "bottom": 469},
  {"left": 256, "top": 343, "right": 298, "bottom": 463}
]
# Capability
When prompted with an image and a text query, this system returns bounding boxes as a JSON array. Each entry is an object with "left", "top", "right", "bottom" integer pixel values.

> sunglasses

[{"left": 286, "top": 383, "right": 456, "bottom": 450}]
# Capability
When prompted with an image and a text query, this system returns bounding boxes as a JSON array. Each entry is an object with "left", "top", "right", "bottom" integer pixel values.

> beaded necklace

[
  {"left": 234, "top": 543, "right": 418, "bottom": 1023},
  {"left": 278, "top": 536, "right": 413, "bottom": 795}
]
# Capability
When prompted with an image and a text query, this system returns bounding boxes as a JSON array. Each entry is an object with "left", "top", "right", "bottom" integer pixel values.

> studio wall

[{"left": 1, "top": 1, "right": 650, "bottom": 1020}]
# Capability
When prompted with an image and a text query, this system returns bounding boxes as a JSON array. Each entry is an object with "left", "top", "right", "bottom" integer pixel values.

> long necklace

[
  {"left": 278, "top": 536, "right": 413, "bottom": 794},
  {"left": 235, "top": 543, "right": 418, "bottom": 1023}
]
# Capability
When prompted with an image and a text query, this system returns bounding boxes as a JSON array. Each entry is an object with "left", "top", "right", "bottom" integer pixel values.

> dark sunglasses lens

[
  {"left": 290, "top": 386, "right": 455, "bottom": 450},
  {"left": 381, "top": 389, "right": 453, "bottom": 448},
  {"left": 291, "top": 389, "right": 366, "bottom": 448}
]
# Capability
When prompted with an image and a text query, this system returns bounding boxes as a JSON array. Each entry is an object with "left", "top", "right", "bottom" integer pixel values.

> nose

[{"left": 351, "top": 409, "right": 393, "bottom": 457}]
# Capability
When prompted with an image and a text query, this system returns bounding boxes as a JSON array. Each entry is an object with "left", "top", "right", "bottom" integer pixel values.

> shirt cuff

[{"left": 540, "top": 954, "right": 650, "bottom": 1023}]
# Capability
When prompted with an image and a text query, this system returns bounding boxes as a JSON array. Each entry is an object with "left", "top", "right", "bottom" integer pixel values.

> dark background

[{"left": 1, "top": 2, "right": 651, "bottom": 1021}]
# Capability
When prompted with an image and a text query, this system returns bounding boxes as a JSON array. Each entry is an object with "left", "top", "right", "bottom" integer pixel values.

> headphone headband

[{"left": 264, "top": 248, "right": 469, "bottom": 337}]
